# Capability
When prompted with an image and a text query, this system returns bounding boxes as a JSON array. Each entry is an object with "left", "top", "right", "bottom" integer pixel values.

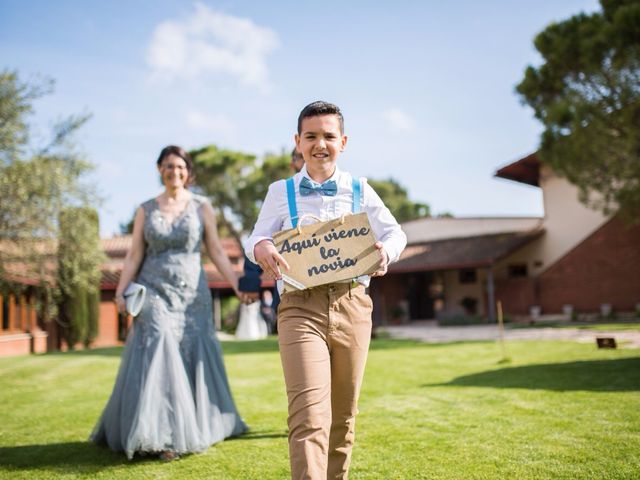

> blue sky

[{"left": 1, "top": 0, "right": 600, "bottom": 236}]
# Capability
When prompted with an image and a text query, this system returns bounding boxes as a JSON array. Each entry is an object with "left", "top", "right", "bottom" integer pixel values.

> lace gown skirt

[{"left": 90, "top": 195, "right": 247, "bottom": 459}]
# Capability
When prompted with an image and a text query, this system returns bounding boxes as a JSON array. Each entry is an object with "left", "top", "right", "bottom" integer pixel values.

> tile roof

[
  {"left": 389, "top": 230, "right": 544, "bottom": 273},
  {"left": 494, "top": 152, "right": 541, "bottom": 187},
  {"left": 100, "top": 234, "right": 252, "bottom": 289},
  {"left": 4, "top": 235, "right": 255, "bottom": 290},
  {"left": 101, "top": 235, "right": 243, "bottom": 259},
  {"left": 99, "top": 262, "right": 254, "bottom": 290},
  {"left": 401, "top": 216, "right": 543, "bottom": 244}
]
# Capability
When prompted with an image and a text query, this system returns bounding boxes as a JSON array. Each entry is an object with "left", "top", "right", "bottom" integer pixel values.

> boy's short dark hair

[{"left": 297, "top": 101, "right": 344, "bottom": 135}]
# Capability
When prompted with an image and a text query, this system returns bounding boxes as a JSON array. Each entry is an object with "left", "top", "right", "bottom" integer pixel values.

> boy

[{"left": 245, "top": 101, "right": 406, "bottom": 479}]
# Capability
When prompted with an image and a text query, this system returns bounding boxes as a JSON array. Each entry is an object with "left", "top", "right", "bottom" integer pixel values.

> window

[
  {"left": 508, "top": 264, "right": 528, "bottom": 278},
  {"left": 458, "top": 269, "right": 477, "bottom": 284}
]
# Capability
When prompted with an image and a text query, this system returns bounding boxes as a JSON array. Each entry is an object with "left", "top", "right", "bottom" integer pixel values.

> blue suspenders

[
  {"left": 285, "top": 177, "right": 298, "bottom": 228},
  {"left": 286, "top": 176, "right": 361, "bottom": 228},
  {"left": 352, "top": 177, "right": 361, "bottom": 214}
]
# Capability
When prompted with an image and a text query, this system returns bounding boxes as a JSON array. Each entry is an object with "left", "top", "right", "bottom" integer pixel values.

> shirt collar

[{"left": 299, "top": 164, "right": 341, "bottom": 183}]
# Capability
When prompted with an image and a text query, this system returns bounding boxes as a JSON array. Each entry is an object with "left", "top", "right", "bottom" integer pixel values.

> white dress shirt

[{"left": 244, "top": 165, "right": 407, "bottom": 288}]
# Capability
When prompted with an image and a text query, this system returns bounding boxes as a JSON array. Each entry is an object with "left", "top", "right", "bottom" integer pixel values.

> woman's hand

[
  {"left": 238, "top": 291, "right": 260, "bottom": 304},
  {"left": 233, "top": 287, "right": 252, "bottom": 304},
  {"left": 115, "top": 294, "right": 126, "bottom": 314}
]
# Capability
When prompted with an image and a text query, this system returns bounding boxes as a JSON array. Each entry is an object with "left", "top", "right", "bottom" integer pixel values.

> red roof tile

[
  {"left": 494, "top": 152, "right": 541, "bottom": 187},
  {"left": 99, "top": 235, "right": 265, "bottom": 289},
  {"left": 389, "top": 230, "right": 544, "bottom": 273}
]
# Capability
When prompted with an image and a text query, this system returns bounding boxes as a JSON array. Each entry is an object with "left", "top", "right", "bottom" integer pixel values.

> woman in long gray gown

[{"left": 90, "top": 145, "right": 247, "bottom": 460}]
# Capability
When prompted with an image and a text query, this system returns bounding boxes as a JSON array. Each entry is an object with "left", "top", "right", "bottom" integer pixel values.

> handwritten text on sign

[{"left": 273, "top": 212, "right": 380, "bottom": 290}]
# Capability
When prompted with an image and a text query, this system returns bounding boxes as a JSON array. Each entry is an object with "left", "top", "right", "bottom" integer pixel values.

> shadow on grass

[
  {"left": 0, "top": 432, "right": 288, "bottom": 474},
  {"left": 230, "top": 429, "right": 288, "bottom": 441},
  {"left": 507, "top": 321, "right": 640, "bottom": 331},
  {"left": 0, "top": 441, "right": 135, "bottom": 474},
  {"left": 426, "top": 357, "right": 640, "bottom": 392}
]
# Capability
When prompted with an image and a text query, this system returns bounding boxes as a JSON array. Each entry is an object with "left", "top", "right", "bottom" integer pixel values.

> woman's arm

[
  {"left": 114, "top": 206, "right": 146, "bottom": 313},
  {"left": 201, "top": 201, "right": 240, "bottom": 296}
]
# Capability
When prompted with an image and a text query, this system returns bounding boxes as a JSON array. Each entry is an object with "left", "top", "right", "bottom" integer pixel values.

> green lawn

[
  {"left": 0, "top": 338, "right": 639, "bottom": 479},
  {"left": 507, "top": 321, "right": 640, "bottom": 331}
]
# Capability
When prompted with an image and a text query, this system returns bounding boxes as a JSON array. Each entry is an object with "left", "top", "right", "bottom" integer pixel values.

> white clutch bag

[{"left": 123, "top": 282, "right": 146, "bottom": 317}]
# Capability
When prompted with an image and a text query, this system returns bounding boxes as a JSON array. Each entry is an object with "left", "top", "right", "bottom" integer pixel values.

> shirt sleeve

[
  {"left": 243, "top": 180, "right": 286, "bottom": 263},
  {"left": 362, "top": 179, "right": 407, "bottom": 263}
]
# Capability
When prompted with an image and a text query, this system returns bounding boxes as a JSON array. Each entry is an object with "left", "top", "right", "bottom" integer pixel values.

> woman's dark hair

[
  {"left": 297, "top": 101, "right": 344, "bottom": 134},
  {"left": 156, "top": 145, "right": 195, "bottom": 186}
]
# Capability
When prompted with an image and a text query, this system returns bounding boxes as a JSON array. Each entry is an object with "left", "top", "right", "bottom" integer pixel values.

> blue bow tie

[{"left": 299, "top": 177, "right": 338, "bottom": 197}]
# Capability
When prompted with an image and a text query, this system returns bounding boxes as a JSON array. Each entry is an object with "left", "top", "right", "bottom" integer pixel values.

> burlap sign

[{"left": 273, "top": 212, "right": 380, "bottom": 290}]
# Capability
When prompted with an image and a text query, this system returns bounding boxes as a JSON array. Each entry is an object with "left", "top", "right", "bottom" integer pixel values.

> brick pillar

[
  {"left": 27, "top": 296, "right": 37, "bottom": 332},
  {"left": 29, "top": 295, "right": 48, "bottom": 354},
  {"left": 19, "top": 295, "right": 27, "bottom": 331},
  {"left": 8, "top": 294, "right": 16, "bottom": 332}
]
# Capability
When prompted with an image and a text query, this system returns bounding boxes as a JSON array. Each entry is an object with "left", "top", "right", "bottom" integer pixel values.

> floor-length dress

[
  {"left": 90, "top": 194, "right": 247, "bottom": 459},
  {"left": 235, "top": 302, "right": 269, "bottom": 340}
]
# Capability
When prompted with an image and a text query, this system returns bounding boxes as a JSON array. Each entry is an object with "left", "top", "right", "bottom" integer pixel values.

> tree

[
  {"left": 190, "top": 144, "right": 430, "bottom": 244},
  {"left": 191, "top": 146, "right": 291, "bottom": 247},
  {"left": 516, "top": 0, "right": 640, "bottom": 220},
  {"left": 189, "top": 145, "right": 257, "bottom": 248},
  {"left": 119, "top": 213, "right": 135, "bottom": 235},
  {"left": 0, "top": 70, "right": 103, "bottom": 340},
  {"left": 237, "top": 150, "right": 291, "bottom": 230},
  {"left": 58, "top": 207, "right": 102, "bottom": 348},
  {"left": 367, "top": 178, "right": 430, "bottom": 223},
  {"left": 122, "top": 142, "right": 432, "bottom": 250},
  {"left": 0, "top": 71, "right": 52, "bottom": 163}
]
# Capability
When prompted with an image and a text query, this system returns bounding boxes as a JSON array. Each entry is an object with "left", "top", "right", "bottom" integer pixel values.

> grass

[
  {"left": 507, "top": 321, "right": 640, "bottom": 331},
  {"left": 0, "top": 338, "right": 639, "bottom": 479}
]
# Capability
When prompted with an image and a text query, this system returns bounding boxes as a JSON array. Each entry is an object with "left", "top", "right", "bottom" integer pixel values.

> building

[
  {"left": 371, "top": 153, "right": 640, "bottom": 324},
  {"left": 1, "top": 236, "right": 248, "bottom": 356}
]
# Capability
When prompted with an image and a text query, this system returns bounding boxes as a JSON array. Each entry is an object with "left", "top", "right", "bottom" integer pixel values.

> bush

[
  {"left": 220, "top": 295, "right": 240, "bottom": 334},
  {"left": 460, "top": 297, "right": 478, "bottom": 315}
]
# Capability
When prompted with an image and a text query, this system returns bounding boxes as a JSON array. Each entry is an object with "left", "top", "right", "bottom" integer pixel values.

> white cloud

[
  {"left": 185, "top": 110, "right": 236, "bottom": 135},
  {"left": 146, "top": 3, "right": 280, "bottom": 91},
  {"left": 382, "top": 108, "right": 415, "bottom": 132}
]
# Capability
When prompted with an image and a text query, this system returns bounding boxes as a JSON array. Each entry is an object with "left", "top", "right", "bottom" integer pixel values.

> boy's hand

[
  {"left": 254, "top": 239, "right": 290, "bottom": 280},
  {"left": 371, "top": 242, "right": 389, "bottom": 277}
]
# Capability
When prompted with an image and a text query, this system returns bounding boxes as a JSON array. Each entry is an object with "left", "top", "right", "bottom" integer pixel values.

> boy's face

[{"left": 295, "top": 114, "right": 347, "bottom": 180}]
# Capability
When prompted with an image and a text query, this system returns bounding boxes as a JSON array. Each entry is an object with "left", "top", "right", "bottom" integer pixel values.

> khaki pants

[{"left": 278, "top": 283, "right": 373, "bottom": 480}]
